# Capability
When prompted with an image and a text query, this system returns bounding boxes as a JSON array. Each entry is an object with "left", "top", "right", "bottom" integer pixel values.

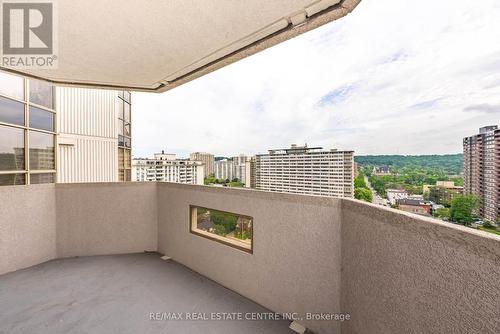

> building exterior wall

[
  {"left": 55, "top": 183, "right": 157, "bottom": 258},
  {"left": 56, "top": 87, "right": 120, "bottom": 183},
  {"left": 214, "top": 159, "right": 234, "bottom": 181},
  {"left": 157, "top": 183, "right": 344, "bottom": 334},
  {"left": 0, "top": 184, "right": 57, "bottom": 275},
  {"left": 0, "top": 183, "right": 499, "bottom": 334},
  {"left": 0, "top": 71, "right": 57, "bottom": 185},
  {"left": 190, "top": 152, "right": 214, "bottom": 177},
  {"left": 0, "top": 70, "right": 132, "bottom": 186},
  {"left": 133, "top": 157, "right": 204, "bottom": 185},
  {"left": 341, "top": 199, "right": 500, "bottom": 334},
  {"left": 253, "top": 145, "right": 354, "bottom": 198},
  {"left": 463, "top": 126, "right": 499, "bottom": 222}
]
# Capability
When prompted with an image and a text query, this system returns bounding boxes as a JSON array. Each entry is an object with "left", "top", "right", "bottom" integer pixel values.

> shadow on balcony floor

[{"left": 0, "top": 253, "right": 294, "bottom": 334}]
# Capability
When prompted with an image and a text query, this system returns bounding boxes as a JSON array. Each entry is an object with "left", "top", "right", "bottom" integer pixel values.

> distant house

[
  {"left": 423, "top": 181, "right": 463, "bottom": 194},
  {"left": 423, "top": 181, "right": 463, "bottom": 206},
  {"left": 372, "top": 165, "right": 391, "bottom": 176},
  {"left": 386, "top": 189, "right": 409, "bottom": 206},
  {"left": 396, "top": 197, "right": 433, "bottom": 216}
]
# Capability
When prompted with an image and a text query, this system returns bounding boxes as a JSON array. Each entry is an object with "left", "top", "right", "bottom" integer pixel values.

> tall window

[
  {"left": 118, "top": 91, "right": 131, "bottom": 181},
  {"left": 0, "top": 72, "right": 56, "bottom": 186}
]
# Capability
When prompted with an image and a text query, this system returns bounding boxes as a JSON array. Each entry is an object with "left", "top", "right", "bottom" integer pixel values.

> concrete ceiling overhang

[{"left": 0, "top": 0, "right": 361, "bottom": 92}]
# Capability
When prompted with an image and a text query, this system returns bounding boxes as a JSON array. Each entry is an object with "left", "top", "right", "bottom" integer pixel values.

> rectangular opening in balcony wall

[{"left": 190, "top": 206, "right": 253, "bottom": 253}]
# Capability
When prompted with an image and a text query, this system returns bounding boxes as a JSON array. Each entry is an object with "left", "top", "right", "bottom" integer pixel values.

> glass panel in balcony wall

[
  {"left": 118, "top": 148, "right": 124, "bottom": 169},
  {"left": 29, "top": 106, "right": 54, "bottom": 131},
  {"left": 124, "top": 123, "right": 130, "bottom": 137},
  {"left": 30, "top": 173, "right": 55, "bottom": 184},
  {"left": 119, "top": 100, "right": 124, "bottom": 120},
  {"left": 125, "top": 169, "right": 131, "bottom": 181},
  {"left": 124, "top": 149, "right": 130, "bottom": 168},
  {"left": 117, "top": 121, "right": 124, "bottom": 136},
  {"left": 124, "top": 102, "right": 130, "bottom": 122},
  {"left": 118, "top": 135, "right": 124, "bottom": 147},
  {"left": 0, "top": 125, "right": 25, "bottom": 170},
  {"left": 29, "top": 79, "right": 53, "bottom": 109},
  {"left": 0, "top": 95, "right": 25, "bottom": 126},
  {"left": 0, "top": 173, "right": 25, "bottom": 186},
  {"left": 190, "top": 206, "right": 253, "bottom": 252},
  {"left": 29, "top": 131, "right": 55, "bottom": 170},
  {"left": 0, "top": 72, "right": 24, "bottom": 100},
  {"left": 124, "top": 136, "right": 131, "bottom": 148},
  {"left": 118, "top": 169, "right": 125, "bottom": 181},
  {"left": 123, "top": 91, "right": 131, "bottom": 103}
]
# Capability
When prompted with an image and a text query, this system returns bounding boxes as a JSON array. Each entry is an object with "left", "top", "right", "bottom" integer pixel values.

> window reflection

[
  {"left": 30, "top": 106, "right": 54, "bottom": 131},
  {"left": 0, "top": 72, "right": 24, "bottom": 100},
  {"left": 0, "top": 95, "right": 25, "bottom": 126},
  {"left": 30, "top": 173, "right": 55, "bottom": 184},
  {"left": 29, "top": 79, "right": 53, "bottom": 109},
  {"left": 0, "top": 173, "right": 25, "bottom": 186},
  {"left": 124, "top": 102, "right": 130, "bottom": 122},
  {"left": 29, "top": 131, "right": 55, "bottom": 170},
  {"left": 0, "top": 125, "right": 25, "bottom": 170}
]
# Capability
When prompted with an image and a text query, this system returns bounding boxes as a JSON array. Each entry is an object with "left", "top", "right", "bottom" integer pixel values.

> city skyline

[{"left": 132, "top": 0, "right": 500, "bottom": 158}]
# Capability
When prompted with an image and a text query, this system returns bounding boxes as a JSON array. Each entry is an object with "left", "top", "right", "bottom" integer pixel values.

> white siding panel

[
  {"left": 58, "top": 138, "right": 117, "bottom": 183},
  {"left": 56, "top": 87, "right": 118, "bottom": 138}
]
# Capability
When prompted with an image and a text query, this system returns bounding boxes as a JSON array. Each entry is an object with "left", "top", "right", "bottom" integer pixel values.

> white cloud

[{"left": 133, "top": 0, "right": 500, "bottom": 158}]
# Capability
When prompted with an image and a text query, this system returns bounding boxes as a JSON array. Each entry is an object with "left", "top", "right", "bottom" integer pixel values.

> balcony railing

[{"left": 1, "top": 182, "right": 499, "bottom": 334}]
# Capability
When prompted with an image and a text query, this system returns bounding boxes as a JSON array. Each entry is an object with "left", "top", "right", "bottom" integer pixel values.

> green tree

[
  {"left": 433, "top": 207, "right": 450, "bottom": 219},
  {"left": 354, "top": 188, "right": 373, "bottom": 203},
  {"left": 354, "top": 174, "right": 367, "bottom": 188},
  {"left": 449, "top": 194, "right": 479, "bottom": 226},
  {"left": 204, "top": 176, "right": 216, "bottom": 185}
]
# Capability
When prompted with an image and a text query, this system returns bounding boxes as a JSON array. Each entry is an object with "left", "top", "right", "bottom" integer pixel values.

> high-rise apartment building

[
  {"left": 252, "top": 144, "right": 354, "bottom": 198},
  {"left": 233, "top": 154, "right": 248, "bottom": 182},
  {"left": 214, "top": 159, "right": 235, "bottom": 181},
  {"left": 463, "top": 126, "right": 500, "bottom": 222},
  {"left": 0, "top": 71, "right": 132, "bottom": 186},
  {"left": 189, "top": 152, "right": 214, "bottom": 177},
  {"left": 132, "top": 152, "right": 204, "bottom": 185}
]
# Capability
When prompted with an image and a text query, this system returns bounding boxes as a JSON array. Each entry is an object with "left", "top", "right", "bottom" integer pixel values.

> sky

[{"left": 132, "top": 0, "right": 500, "bottom": 158}]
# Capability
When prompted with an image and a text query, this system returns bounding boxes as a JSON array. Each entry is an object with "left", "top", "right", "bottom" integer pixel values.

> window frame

[
  {"left": 0, "top": 73, "right": 57, "bottom": 185},
  {"left": 189, "top": 205, "right": 253, "bottom": 254},
  {"left": 117, "top": 91, "right": 131, "bottom": 181}
]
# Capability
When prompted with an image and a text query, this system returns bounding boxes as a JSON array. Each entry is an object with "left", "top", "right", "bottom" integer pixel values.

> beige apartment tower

[
  {"left": 252, "top": 144, "right": 354, "bottom": 198},
  {"left": 189, "top": 152, "right": 214, "bottom": 177},
  {"left": 463, "top": 126, "right": 500, "bottom": 222}
]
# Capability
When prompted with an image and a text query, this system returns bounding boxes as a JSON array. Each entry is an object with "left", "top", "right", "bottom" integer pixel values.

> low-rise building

[
  {"left": 372, "top": 165, "right": 391, "bottom": 176},
  {"left": 423, "top": 181, "right": 463, "bottom": 206},
  {"left": 386, "top": 189, "right": 409, "bottom": 206},
  {"left": 396, "top": 197, "right": 433, "bottom": 216}
]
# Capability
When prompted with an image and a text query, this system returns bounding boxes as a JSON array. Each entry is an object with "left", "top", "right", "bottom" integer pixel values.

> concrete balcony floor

[{"left": 0, "top": 253, "right": 293, "bottom": 334}]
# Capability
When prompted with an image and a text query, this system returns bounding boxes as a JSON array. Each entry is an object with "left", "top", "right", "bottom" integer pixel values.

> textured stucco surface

[
  {"left": 341, "top": 199, "right": 500, "bottom": 334},
  {"left": 0, "top": 184, "right": 57, "bottom": 275},
  {"left": 1, "top": 182, "right": 499, "bottom": 334},
  {"left": 157, "top": 183, "right": 343, "bottom": 334},
  {"left": 55, "top": 183, "right": 158, "bottom": 257},
  {"left": 0, "top": 253, "right": 294, "bottom": 334}
]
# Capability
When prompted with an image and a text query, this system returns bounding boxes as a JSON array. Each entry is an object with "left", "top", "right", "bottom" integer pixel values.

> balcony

[{"left": 1, "top": 182, "right": 499, "bottom": 334}]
